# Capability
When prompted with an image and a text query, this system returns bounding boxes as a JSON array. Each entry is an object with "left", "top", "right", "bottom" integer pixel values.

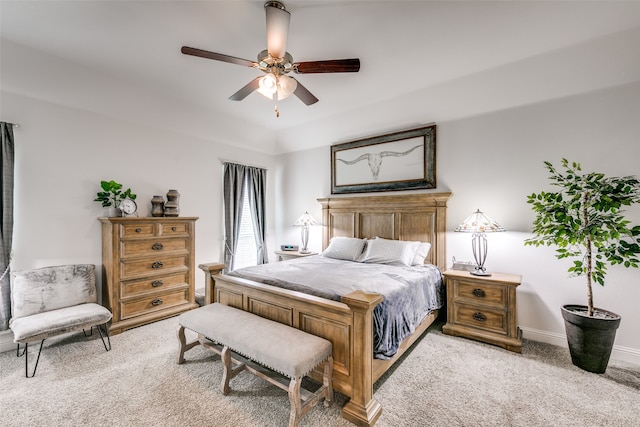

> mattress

[{"left": 228, "top": 255, "right": 444, "bottom": 359}]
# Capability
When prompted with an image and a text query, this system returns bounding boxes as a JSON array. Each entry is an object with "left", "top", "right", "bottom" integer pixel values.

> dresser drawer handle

[
  {"left": 151, "top": 261, "right": 164, "bottom": 269},
  {"left": 151, "top": 280, "right": 163, "bottom": 287},
  {"left": 172, "top": 226, "right": 177, "bottom": 232},
  {"left": 152, "top": 242, "right": 164, "bottom": 251},
  {"left": 135, "top": 228, "right": 142, "bottom": 233},
  {"left": 151, "top": 298, "right": 163, "bottom": 306},
  {"left": 472, "top": 288, "right": 486, "bottom": 298},
  {"left": 473, "top": 312, "right": 487, "bottom": 322}
]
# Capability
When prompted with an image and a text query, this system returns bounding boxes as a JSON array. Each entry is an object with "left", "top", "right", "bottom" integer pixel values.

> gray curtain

[
  {"left": 0, "top": 122, "right": 15, "bottom": 331},
  {"left": 223, "top": 163, "right": 247, "bottom": 272},
  {"left": 223, "top": 162, "right": 268, "bottom": 272},
  {"left": 246, "top": 167, "right": 269, "bottom": 265}
]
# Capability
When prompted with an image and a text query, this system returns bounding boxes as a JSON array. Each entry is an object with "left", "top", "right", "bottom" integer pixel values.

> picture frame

[{"left": 331, "top": 124, "right": 436, "bottom": 194}]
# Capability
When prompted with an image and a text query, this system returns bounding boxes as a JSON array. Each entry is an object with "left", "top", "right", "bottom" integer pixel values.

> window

[{"left": 232, "top": 181, "right": 257, "bottom": 270}]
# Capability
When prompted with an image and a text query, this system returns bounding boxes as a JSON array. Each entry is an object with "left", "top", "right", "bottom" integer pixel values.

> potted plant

[
  {"left": 94, "top": 180, "right": 137, "bottom": 217},
  {"left": 525, "top": 159, "right": 640, "bottom": 373}
]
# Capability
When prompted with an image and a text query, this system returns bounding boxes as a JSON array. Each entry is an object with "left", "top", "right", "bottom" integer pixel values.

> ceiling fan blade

[
  {"left": 294, "top": 59, "right": 360, "bottom": 74},
  {"left": 265, "top": 1, "right": 290, "bottom": 59},
  {"left": 229, "top": 77, "right": 262, "bottom": 101},
  {"left": 292, "top": 78, "right": 319, "bottom": 106},
  {"left": 181, "top": 46, "right": 257, "bottom": 68}
]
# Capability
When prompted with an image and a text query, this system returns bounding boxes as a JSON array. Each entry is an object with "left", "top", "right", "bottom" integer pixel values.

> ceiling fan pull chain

[{"left": 274, "top": 92, "right": 280, "bottom": 117}]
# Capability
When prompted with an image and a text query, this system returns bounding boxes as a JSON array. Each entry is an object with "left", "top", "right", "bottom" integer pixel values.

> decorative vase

[
  {"left": 164, "top": 189, "right": 180, "bottom": 217},
  {"left": 109, "top": 206, "right": 123, "bottom": 217},
  {"left": 151, "top": 195, "right": 165, "bottom": 217},
  {"left": 561, "top": 304, "right": 621, "bottom": 374}
]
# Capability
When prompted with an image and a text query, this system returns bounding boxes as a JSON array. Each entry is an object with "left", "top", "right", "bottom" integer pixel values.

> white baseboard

[
  {"left": 0, "top": 329, "right": 15, "bottom": 353},
  {"left": 521, "top": 326, "right": 640, "bottom": 366}
]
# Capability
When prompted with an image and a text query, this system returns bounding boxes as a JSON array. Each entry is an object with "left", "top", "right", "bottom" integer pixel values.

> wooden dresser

[
  {"left": 442, "top": 270, "right": 522, "bottom": 353},
  {"left": 99, "top": 217, "right": 199, "bottom": 334}
]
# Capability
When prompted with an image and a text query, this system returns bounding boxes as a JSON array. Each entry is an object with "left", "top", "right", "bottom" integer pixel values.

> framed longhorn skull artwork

[{"left": 331, "top": 124, "right": 436, "bottom": 194}]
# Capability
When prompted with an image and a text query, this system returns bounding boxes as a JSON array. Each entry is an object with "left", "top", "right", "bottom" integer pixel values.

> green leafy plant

[
  {"left": 94, "top": 180, "right": 137, "bottom": 208},
  {"left": 525, "top": 159, "right": 640, "bottom": 316}
]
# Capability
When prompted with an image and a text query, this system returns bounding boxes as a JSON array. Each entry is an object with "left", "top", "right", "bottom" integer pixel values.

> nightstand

[
  {"left": 442, "top": 270, "right": 522, "bottom": 353},
  {"left": 274, "top": 250, "right": 318, "bottom": 262}
]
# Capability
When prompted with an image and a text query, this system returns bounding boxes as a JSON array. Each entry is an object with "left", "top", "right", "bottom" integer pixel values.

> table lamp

[
  {"left": 454, "top": 209, "right": 505, "bottom": 276},
  {"left": 294, "top": 211, "right": 317, "bottom": 254}
]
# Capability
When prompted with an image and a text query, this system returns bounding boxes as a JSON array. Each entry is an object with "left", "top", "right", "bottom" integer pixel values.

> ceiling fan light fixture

[
  {"left": 276, "top": 75, "right": 297, "bottom": 100},
  {"left": 258, "top": 73, "right": 278, "bottom": 98}
]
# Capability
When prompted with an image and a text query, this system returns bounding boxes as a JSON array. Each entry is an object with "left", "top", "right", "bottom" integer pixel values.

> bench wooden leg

[
  {"left": 288, "top": 377, "right": 303, "bottom": 427},
  {"left": 221, "top": 345, "right": 246, "bottom": 395},
  {"left": 323, "top": 356, "right": 334, "bottom": 407},
  {"left": 176, "top": 325, "right": 200, "bottom": 364}
]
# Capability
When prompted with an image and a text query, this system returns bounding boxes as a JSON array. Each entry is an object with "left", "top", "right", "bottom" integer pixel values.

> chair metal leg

[
  {"left": 19, "top": 340, "right": 45, "bottom": 378},
  {"left": 95, "top": 323, "right": 111, "bottom": 352}
]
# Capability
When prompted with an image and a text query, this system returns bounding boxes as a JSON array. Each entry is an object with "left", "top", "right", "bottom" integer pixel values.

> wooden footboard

[{"left": 199, "top": 263, "right": 440, "bottom": 426}]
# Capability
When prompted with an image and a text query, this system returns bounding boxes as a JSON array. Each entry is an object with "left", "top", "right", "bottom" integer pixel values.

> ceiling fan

[{"left": 181, "top": 1, "right": 360, "bottom": 116}]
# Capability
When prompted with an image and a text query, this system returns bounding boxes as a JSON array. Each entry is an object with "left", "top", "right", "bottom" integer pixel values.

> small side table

[
  {"left": 274, "top": 250, "right": 318, "bottom": 262},
  {"left": 442, "top": 270, "right": 522, "bottom": 353}
]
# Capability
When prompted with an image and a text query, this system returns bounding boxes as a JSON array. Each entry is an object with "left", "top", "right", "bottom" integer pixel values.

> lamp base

[
  {"left": 471, "top": 270, "right": 492, "bottom": 277},
  {"left": 299, "top": 249, "right": 311, "bottom": 254}
]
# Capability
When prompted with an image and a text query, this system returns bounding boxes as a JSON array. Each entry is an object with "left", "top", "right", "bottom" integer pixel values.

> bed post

[
  {"left": 341, "top": 290, "right": 384, "bottom": 427},
  {"left": 198, "top": 263, "right": 226, "bottom": 305}
]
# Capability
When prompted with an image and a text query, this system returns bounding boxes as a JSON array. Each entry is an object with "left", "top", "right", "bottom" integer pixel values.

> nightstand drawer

[
  {"left": 454, "top": 304, "right": 507, "bottom": 335},
  {"left": 455, "top": 280, "right": 506, "bottom": 307}
]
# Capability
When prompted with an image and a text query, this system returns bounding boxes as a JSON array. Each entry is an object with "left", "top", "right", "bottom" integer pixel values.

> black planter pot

[{"left": 561, "top": 304, "right": 621, "bottom": 374}]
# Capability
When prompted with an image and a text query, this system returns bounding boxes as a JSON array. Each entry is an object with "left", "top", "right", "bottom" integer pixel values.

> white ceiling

[{"left": 2, "top": 1, "right": 640, "bottom": 153}]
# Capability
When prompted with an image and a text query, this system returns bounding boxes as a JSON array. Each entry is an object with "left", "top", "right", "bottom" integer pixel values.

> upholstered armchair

[{"left": 9, "top": 264, "right": 113, "bottom": 377}]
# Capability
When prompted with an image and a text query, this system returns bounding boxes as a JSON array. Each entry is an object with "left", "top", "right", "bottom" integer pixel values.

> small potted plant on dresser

[
  {"left": 94, "top": 180, "right": 137, "bottom": 217},
  {"left": 525, "top": 159, "right": 640, "bottom": 373}
]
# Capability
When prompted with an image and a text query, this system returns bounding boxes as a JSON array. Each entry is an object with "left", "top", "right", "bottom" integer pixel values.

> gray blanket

[{"left": 228, "top": 256, "right": 444, "bottom": 359}]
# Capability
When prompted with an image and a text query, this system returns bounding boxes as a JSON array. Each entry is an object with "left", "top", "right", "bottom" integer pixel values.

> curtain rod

[{"left": 218, "top": 158, "right": 267, "bottom": 171}]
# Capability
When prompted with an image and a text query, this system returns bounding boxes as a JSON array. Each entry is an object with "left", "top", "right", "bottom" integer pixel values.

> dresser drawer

[
  {"left": 454, "top": 303, "right": 507, "bottom": 335},
  {"left": 455, "top": 280, "right": 507, "bottom": 307},
  {"left": 121, "top": 223, "right": 156, "bottom": 238},
  {"left": 121, "top": 238, "right": 188, "bottom": 258},
  {"left": 160, "top": 222, "right": 189, "bottom": 236},
  {"left": 120, "top": 255, "right": 189, "bottom": 280},
  {"left": 121, "top": 272, "right": 190, "bottom": 298},
  {"left": 120, "top": 288, "right": 190, "bottom": 320}
]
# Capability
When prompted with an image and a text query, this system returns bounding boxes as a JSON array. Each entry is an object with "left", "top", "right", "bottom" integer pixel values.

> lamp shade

[
  {"left": 294, "top": 211, "right": 317, "bottom": 226},
  {"left": 454, "top": 209, "right": 505, "bottom": 233}
]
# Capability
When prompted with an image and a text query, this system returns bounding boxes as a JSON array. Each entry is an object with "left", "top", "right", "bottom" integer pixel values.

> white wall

[
  {"left": 0, "top": 91, "right": 277, "bottom": 352},
  {"left": 276, "top": 81, "right": 640, "bottom": 364}
]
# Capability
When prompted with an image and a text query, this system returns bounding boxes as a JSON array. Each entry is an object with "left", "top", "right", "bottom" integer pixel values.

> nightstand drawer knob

[
  {"left": 152, "top": 242, "right": 164, "bottom": 250},
  {"left": 151, "top": 298, "right": 163, "bottom": 306},
  {"left": 472, "top": 288, "right": 486, "bottom": 298},
  {"left": 151, "top": 261, "right": 164, "bottom": 269},
  {"left": 473, "top": 312, "right": 487, "bottom": 322},
  {"left": 151, "top": 280, "right": 163, "bottom": 287}
]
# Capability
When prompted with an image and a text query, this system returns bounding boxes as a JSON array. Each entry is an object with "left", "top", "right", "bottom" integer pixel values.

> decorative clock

[{"left": 119, "top": 198, "right": 138, "bottom": 217}]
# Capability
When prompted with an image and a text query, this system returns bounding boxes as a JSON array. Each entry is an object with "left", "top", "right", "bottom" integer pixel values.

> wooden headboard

[{"left": 317, "top": 192, "right": 452, "bottom": 272}]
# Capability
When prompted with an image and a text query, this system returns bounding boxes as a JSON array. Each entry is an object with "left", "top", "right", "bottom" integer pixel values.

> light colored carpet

[{"left": 1, "top": 317, "right": 638, "bottom": 427}]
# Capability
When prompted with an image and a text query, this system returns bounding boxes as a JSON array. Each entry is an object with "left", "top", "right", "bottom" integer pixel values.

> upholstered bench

[{"left": 177, "top": 303, "right": 333, "bottom": 427}]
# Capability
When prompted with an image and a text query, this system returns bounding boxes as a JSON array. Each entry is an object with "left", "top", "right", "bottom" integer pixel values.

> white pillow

[
  {"left": 322, "top": 237, "right": 367, "bottom": 261},
  {"left": 412, "top": 242, "right": 432, "bottom": 265},
  {"left": 361, "top": 237, "right": 420, "bottom": 266}
]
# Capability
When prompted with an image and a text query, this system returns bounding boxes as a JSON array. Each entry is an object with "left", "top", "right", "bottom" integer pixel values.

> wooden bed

[{"left": 199, "top": 192, "right": 451, "bottom": 426}]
